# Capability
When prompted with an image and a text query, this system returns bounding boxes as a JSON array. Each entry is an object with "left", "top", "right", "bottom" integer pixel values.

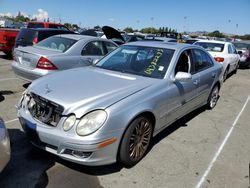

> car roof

[
  {"left": 53, "top": 34, "right": 99, "bottom": 40},
  {"left": 195, "top": 40, "right": 231, "bottom": 45},
  {"left": 26, "top": 28, "right": 71, "bottom": 32},
  {"left": 124, "top": 41, "right": 193, "bottom": 50}
]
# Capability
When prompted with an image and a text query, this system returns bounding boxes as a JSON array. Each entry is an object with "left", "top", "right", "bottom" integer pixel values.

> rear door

[
  {"left": 191, "top": 49, "right": 216, "bottom": 103},
  {"left": 227, "top": 44, "right": 237, "bottom": 72},
  {"left": 80, "top": 41, "right": 105, "bottom": 64}
]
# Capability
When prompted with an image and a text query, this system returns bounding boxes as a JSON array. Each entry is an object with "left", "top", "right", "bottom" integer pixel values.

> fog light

[{"left": 71, "top": 150, "right": 92, "bottom": 158}]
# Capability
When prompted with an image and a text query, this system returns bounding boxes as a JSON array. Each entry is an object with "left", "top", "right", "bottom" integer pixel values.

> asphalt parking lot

[{"left": 0, "top": 52, "right": 249, "bottom": 188}]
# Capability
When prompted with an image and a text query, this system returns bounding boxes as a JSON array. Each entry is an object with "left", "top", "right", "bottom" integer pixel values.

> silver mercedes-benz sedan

[
  {"left": 12, "top": 34, "right": 118, "bottom": 81},
  {"left": 0, "top": 117, "right": 11, "bottom": 172},
  {"left": 17, "top": 41, "right": 223, "bottom": 167}
]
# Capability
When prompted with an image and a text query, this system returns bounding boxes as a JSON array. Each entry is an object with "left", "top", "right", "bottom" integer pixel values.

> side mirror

[
  {"left": 92, "top": 59, "right": 100, "bottom": 65},
  {"left": 174, "top": 72, "right": 192, "bottom": 82}
]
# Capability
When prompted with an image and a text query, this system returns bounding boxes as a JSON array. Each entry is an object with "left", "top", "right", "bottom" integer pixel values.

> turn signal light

[
  {"left": 214, "top": 57, "right": 224, "bottom": 63},
  {"left": 36, "top": 57, "right": 57, "bottom": 70}
]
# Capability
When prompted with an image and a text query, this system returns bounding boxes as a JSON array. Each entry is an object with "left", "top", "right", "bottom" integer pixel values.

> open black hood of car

[{"left": 102, "top": 26, "right": 125, "bottom": 44}]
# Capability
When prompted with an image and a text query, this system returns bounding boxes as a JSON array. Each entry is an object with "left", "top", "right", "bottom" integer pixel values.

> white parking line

[
  {"left": 0, "top": 78, "right": 18, "bottom": 82},
  {"left": 195, "top": 94, "right": 250, "bottom": 188},
  {"left": 5, "top": 118, "right": 18, "bottom": 124}
]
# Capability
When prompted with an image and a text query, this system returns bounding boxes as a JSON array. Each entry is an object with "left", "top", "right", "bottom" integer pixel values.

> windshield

[
  {"left": 195, "top": 42, "right": 225, "bottom": 52},
  {"left": 34, "top": 36, "right": 77, "bottom": 52},
  {"left": 96, "top": 45, "right": 175, "bottom": 79},
  {"left": 233, "top": 43, "right": 249, "bottom": 50}
]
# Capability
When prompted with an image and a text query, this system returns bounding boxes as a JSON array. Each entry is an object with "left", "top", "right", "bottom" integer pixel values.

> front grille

[{"left": 28, "top": 92, "right": 64, "bottom": 126}]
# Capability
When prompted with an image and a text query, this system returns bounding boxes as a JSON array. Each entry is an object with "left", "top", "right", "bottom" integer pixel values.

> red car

[{"left": 0, "top": 22, "right": 69, "bottom": 57}]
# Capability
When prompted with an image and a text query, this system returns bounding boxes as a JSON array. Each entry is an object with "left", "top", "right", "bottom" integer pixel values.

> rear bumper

[{"left": 12, "top": 61, "right": 51, "bottom": 81}]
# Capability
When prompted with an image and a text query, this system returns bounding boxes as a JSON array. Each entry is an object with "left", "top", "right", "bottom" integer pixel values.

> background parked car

[
  {"left": 0, "top": 21, "right": 69, "bottom": 57},
  {"left": 194, "top": 40, "right": 240, "bottom": 81},
  {"left": 0, "top": 117, "right": 11, "bottom": 172},
  {"left": 17, "top": 41, "right": 222, "bottom": 167},
  {"left": 12, "top": 34, "right": 118, "bottom": 81},
  {"left": 27, "top": 21, "right": 69, "bottom": 30},
  {"left": 233, "top": 41, "right": 250, "bottom": 68},
  {"left": 14, "top": 28, "right": 75, "bottom": 48}
]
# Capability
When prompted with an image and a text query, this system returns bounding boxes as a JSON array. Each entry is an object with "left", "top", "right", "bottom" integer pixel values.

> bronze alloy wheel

[
  {"left": 119, "top": 116, "right": 153, "bottom": 167},
  {"left": 128, "top": 118, "right": 152, "bottom": 161}
]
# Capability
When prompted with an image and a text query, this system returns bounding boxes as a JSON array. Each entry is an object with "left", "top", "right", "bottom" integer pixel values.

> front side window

[
  {"left": 34, "top": 37, "right": 76, "bottom": 52},
  {"left": 195, "top": 42, "right": 225, "bottom": 52},
  {"left": 175, "top": 50, "right": 191, "bottom": 75},
  {"left": 193, "top": 49, "right": 213, "bottom": 72},
  {"left": 96, "top": 45, "right": 175, "bottom": 79},
  {"left": 82, "top": 41, "right": 105, "bottom": 56}
]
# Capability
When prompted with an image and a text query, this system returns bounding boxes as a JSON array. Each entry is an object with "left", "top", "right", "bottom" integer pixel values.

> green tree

[
  {"left": 208, "top": 30, "right": 225, "bottom": 38},
  {"left": 123, "top": 27, "right": 134, "bottom": 33}
]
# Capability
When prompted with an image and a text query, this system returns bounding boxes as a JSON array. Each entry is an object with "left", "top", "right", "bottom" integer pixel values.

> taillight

[
  {"left": 214, "top": 57, "right": 224, "bottom": 63},
  {"left": 32, "top": 37, "right": 38, "bottom": 45},
  {"left": 36, "top": 57, "right": 57, "bottom": 70}
]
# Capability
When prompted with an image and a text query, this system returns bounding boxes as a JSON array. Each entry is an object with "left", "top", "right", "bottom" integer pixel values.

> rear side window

[
  {"left": 192, "top": 49, "right": 213, "bottom": 72},
  {"left": 27, "top": 23, "right": 44, "bottom": 28},
  {"left": 104, "top": 42, "right": 117, "bottom": 54},
  {"left": 195, "top": 42, "right": 224, "bottom": 52},
  {"left": 81, "top": 41, "right": 105, "bottom": 56},
  {"left": 34, "top": 36, "right": 77, "bottom": 52}
]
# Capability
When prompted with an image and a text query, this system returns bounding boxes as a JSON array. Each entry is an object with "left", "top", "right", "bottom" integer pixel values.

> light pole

[{"left": 150, "top": 17, "right": 154, "bottom": 33}]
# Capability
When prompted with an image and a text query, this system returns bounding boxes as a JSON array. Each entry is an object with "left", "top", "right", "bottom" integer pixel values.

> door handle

[
  {"left": 211, "top": 73, "right": 216, "bottom": 78},
  {"left": 193, "top": 80, "right": 199, "bottom": 85}
]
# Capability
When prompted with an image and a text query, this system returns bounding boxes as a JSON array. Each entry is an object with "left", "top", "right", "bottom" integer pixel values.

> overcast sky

[{"left": 0, "top": 0, "right": 250, "bottom": 35}]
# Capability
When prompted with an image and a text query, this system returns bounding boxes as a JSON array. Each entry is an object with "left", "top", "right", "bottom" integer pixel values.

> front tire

[
  {"left": 207, "top": 85, "right": 219, "bottom": 109},
  {"left": 119, "top": 116, "right": 153, "bottom": 167}
]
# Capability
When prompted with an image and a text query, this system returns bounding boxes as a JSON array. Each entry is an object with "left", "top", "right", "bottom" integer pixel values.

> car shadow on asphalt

[
  {"left": 0, "top": 90, "right": 14, "bottom": 102},
  {"left": 0, "top": 54, "right": 12, "bottom": 60},
  {"left": 150, "top": 106, "right": 207, "bottom": 149},
  {"left": 0, "top": 106, "right": 208, "bottom": 187},
  {"left": 0, "top": 129, "right": 103, "bottom": 188}
]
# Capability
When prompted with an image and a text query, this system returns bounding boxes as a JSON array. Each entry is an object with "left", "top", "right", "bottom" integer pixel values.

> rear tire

[
  {"left": 119, "top": 116, "right": 153, "bottom": 167},
  {"left": 233, "top": 62, "right": 239, "bottom": 74},
  {"left": 207, "top": 85, "right": 219, "bottom": 109}
]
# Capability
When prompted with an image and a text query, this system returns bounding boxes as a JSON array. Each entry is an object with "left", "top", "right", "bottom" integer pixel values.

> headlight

[
  {"left": 28, "top": 97, "right": 36, "bottom": 109},
  {"left": 76, "top": 110, "right": 107, "bottom": 136},
  {"left": 63, "top": 115, "right": 76, "bottom": 131}
]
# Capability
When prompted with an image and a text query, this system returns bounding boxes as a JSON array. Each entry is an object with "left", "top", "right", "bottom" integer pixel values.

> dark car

[
  {"left": 14, "top": 28, "right": 75, "bottom": 48},
  {"left": 233, "top": 41, "right": 250, "bottom": 68}
]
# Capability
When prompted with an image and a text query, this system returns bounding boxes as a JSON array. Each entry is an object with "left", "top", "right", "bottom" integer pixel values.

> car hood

[
  {"left": 102, "top": 26, "right": 125, "bottom": 43},
  {"left": 28, "top": 67, "right": 157, "bottom": 116}
]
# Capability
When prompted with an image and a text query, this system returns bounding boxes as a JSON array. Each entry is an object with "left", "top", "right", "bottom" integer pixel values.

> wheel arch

[{"left": 116, "top": 110, "right": 156, "bottom": 161}]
